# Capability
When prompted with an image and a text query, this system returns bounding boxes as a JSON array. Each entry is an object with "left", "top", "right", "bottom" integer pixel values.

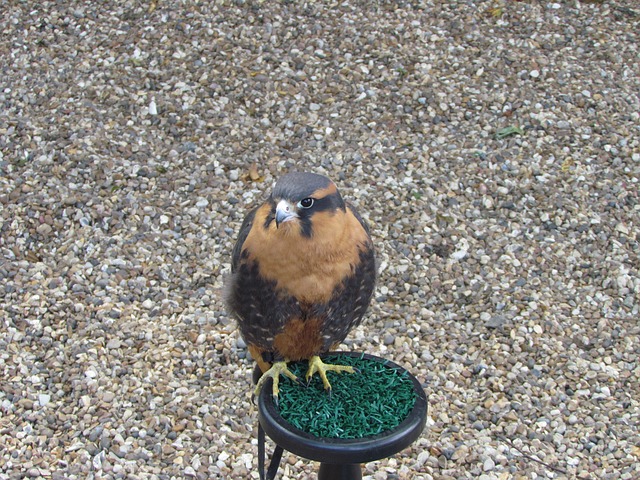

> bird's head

[{"left": 268, "top": 172, "right": 346, "bottom": 237}]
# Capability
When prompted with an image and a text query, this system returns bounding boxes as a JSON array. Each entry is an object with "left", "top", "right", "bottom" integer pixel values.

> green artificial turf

[{"left": 276, "top": 354, "right": 417, "bottom": 439}]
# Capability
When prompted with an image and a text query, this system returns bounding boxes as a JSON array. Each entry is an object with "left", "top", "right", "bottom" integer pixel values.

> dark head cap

[{"left": 271, "top": 172, "right": 336, "bottom": 201}]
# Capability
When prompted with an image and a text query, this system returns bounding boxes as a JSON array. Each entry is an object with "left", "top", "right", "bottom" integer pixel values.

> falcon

[{"left": 226, "top": 172, "right": 376, "bottom": 398}]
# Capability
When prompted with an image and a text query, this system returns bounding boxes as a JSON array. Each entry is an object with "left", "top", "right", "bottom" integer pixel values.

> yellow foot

[
  {"left": 305, "top": 355, "right": 355, "bottom": 391},
  {"left": 253, "top": 360, "right": 298, "bottom": 401}
]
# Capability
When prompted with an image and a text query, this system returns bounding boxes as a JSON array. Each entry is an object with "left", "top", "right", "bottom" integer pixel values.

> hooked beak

[{"left": 275, "top": 199, "right": 298, "bottom": 228}]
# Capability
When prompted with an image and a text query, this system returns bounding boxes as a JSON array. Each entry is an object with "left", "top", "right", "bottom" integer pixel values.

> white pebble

[{"left": 93, "top": 451, "right": 104, "bottom": 469}]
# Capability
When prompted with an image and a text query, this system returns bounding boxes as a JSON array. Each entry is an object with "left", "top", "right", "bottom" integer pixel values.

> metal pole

[{"left": 318, "top": 463, "right": 362, "bottom": 480}]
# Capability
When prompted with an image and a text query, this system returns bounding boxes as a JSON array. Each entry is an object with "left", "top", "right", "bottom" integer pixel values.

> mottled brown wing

[
  {"left": 346, "top": 201, "right": 373, "bottom": 238},
  {"left": 231, "top": 206, "right": 258, "bottom": 274}
]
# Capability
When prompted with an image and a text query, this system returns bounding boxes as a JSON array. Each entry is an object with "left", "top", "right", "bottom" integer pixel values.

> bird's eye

[{"left": 298, "top": 198, "right": 314, "bottom": 209}]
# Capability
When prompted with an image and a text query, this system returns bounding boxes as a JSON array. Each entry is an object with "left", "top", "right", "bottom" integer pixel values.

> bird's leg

[
  {"left": 305, "top": 355, "right": 355, "bottom": 392},
  {"left": 253, "top": 360, "right": 299, "bottom": 402}
]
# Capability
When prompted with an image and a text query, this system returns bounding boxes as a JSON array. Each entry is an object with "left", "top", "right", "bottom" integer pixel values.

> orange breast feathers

[{"left": 241, "top": 203, "right": 371, "bottom": 305}]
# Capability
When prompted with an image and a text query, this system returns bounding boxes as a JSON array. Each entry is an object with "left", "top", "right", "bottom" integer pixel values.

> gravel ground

[{"left": 1, "top": 1, "right": 639, "bottom": 479}]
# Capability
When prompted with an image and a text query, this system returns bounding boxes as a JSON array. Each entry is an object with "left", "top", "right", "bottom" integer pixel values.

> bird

[{"left": 226, "top": 172, "right": 377, "bottom": 399}]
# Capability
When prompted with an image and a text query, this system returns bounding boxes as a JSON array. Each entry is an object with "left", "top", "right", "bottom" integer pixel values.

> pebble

[
  {"left": 485, "top": 315, "right": 507, "bottom": 329},
  {"left": 483, "top": 457, "right": 495, "bottom": 472},
  {"left": 1, "top": 1, "right": 638, "bottom": 479},
  {"left": 102, "top": 391, "right": 115, "bottom": 403},
  {"left": 36, "top": 223, "right": 52, "bottom": 235}
]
